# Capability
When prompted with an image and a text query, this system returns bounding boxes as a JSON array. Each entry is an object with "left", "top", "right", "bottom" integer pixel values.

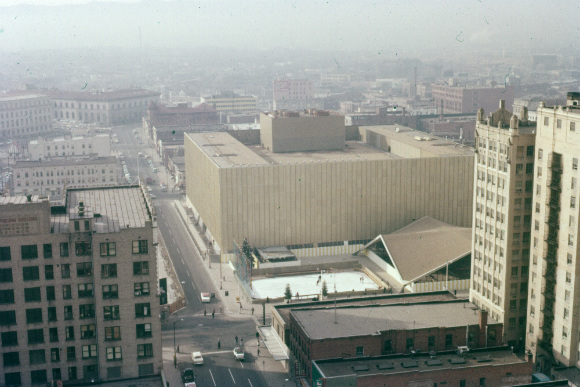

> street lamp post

[{"left": 173, "top": 318, "right": 183, "bottom": 368}]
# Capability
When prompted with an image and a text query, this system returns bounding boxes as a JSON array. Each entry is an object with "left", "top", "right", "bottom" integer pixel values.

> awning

[{"left": 257, "top": 326, "right": 290, "bottom": 361}]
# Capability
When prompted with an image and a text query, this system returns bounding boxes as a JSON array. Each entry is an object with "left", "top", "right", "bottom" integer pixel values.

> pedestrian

[
  {"left": 218, "top": 338, "right": 221, "bottom": 349},
  {"left": 212, "top": 311, "right": 215, "bottom": 319},
  {"left": 257, "top": 348, "right": 260, "bottom": 357},
  {"left": 235, "top": 335, "right": 238, "bottom": 345},
  {"left": 251, "top": 307, "right": 254, "bottom": 315},
  {"left": 241, "top": 337, "right": 244, "bottom": 346},
  {"left": 204, "top": 309, "right": 206, "bottom": 317}
]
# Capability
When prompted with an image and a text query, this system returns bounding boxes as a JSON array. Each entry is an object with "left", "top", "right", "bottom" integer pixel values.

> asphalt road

[{"left": 115, "top": 124, "right": 267, "bottom": 387}]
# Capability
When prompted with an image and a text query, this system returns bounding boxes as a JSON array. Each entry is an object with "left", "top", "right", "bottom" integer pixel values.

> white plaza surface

[{"left": 251, "top": 271, "right": 379, "bottom": 299}]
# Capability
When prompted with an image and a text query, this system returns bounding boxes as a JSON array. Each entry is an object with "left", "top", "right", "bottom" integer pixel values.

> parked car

[
  {"left": 233, "top": 347, "right": 245, "bottom": 361},
  {"left": 183, "top": 368, "right": 195, "bottom": 382},
  {"left": 200, "top": 292, "right": 211, "bottom": 303},
  {"left": 192, "top": 351, "right": 204, "bottom": 365}
]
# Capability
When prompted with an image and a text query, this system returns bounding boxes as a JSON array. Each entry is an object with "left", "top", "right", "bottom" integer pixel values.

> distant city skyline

[{"left": 0, "top": 0, "right": 578, "bottom": 57}]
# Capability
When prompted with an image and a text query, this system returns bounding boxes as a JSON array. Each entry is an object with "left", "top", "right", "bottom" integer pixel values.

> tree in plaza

[
  {"left": 242, "top": 238, "right": 253, "bottom": 264},
  {"left": 322, "top": 280, "right": 328, "bottom": 297},
  {"left": 284, "top": 283, "right": 292, "bottom": 301}
]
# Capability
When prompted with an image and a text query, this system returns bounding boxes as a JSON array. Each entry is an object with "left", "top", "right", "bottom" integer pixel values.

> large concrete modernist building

[
  {"left": 526, "top": 93, "right": 580, "bottom": 369},
  {"left": 0, "top": 187, "right": 161, "bottom": 386},
  {"left": 469, "top": 101, "right": 536, "bottom": 349},
  {"left": 185, "top": 114, "right": 474, "bottom": 255}
]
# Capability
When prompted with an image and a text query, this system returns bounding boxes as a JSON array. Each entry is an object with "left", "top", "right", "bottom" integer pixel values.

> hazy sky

[{"left": 0, "top": 0, "right": 578, "bottom": 56}]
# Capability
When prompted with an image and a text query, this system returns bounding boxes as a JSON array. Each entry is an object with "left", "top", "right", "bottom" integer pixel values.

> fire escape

[{"left": 540, "top": 153, "right": 562, "bottom": 352}]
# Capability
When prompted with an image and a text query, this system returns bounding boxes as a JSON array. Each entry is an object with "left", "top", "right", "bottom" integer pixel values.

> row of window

[
  {"left": 0, "top": 240, "right": 148, "bottom": 261},
  {"left": 0, "top": 262, "right": 149, "bottom": 283},
  {"left": 3, "top": 343, "right": 154, "bottom": 368},
  {"left": 0, "top": 303, "right": 151, "bottom": 327},
  {"left": 1, "top": 323, "right": 152, "bottom": 349}
]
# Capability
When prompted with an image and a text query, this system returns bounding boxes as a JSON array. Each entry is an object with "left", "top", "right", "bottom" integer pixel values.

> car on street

[
  {"left": 233, "top": 347, "right": 245, "bottom": 361},
  {"left": 192, "top": 351, "right": 204, "bottom": 365},
  {"left": 200, "top": 292, "right": 211, "bottom": 303},
  {"left": 160, "top": 184, "right": 167, "bottom": 192},
  {"left": 150, "top": 194, "right": 156, "bottom": 199},
  {"left": 183, "top": 368, "right": 195, "bottom": 382}
]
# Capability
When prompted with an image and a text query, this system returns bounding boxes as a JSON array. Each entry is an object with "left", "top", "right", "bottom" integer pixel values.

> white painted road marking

[
  {"left": 248, "top": 379, "right": 254, "bottom": 387},
  {"left": 229, "top": 368, "right": 236, "bottom": 384},
  {"left": 209, "top": 368, "right": 216, "bottom": 386}
]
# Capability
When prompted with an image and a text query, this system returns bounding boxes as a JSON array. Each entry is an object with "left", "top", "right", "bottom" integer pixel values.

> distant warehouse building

[
  {"left": 48, "top": 89, "right": 160, "bottom": 126},
  {"left": 0, "top": 93, "right": 53, "bottom": 139},
  {"left": 184, "top": 110, "right": 474, "bottom": 256}
]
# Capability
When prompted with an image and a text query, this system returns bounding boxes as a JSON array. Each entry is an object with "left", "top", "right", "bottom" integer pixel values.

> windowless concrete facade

[{"left": 185, "top": 123, "right": 475, "bottom": 253}]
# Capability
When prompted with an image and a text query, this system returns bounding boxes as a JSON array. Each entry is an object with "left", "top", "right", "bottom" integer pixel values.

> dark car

[{"left": 183, "top": 368, "right": 195, "bottom": 382}]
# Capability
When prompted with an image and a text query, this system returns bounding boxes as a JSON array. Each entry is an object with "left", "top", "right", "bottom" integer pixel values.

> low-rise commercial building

[
  {"left": 0, "top": 187, "right": 161, "bottom": 386},
  {"left": 12, "top": 157, "right": 117, "bottom": 198},
  {"left": 28, "top": 135, "right": 111, "bottom": 161},
  {"left": 201, "top": 93, "right": 257, "bottom": 113}
]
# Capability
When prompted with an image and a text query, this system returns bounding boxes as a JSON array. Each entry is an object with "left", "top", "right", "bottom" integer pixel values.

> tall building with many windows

[
  {"left": 470, "top": 100, "right": 536, "bottom": 349},
  {"left": 0, "top": 186, "right": 161, "bottom": 386},
  {"left": 526, "top": 92, "right": 580, "bottom": 370}
]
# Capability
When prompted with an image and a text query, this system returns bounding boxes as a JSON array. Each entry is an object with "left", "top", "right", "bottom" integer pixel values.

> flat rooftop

[
  {"left": 51, "top": 186, "right": 151, "bottom": 233},
  {"left": 292, "top": 300, "right": 482, "bottom": 340},
  {"left": 14, "top": 156, "right": 116, "bottom": 168},
  {"left": 0, "top": 195, "right": 46, "bottom": 205},
  {"left": 0, "top": 93, "right": 48, "bottom": 101},
  {"left": 363, "top": 125, "right": 475, "bottom": 157},
  {"left": 314, "top": 347, "right": 528, "bottom": 379}
]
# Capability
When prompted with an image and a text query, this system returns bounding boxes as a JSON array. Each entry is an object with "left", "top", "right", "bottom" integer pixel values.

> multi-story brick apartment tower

[
  {"left": 0, "top": 186, "right": 161, "bottom": 386},
  {"left": 469, "top": 100, "right": 536, "bottom": 349},
  {"left": 526, "top": 92, "right": 580, "bottom": 370}
]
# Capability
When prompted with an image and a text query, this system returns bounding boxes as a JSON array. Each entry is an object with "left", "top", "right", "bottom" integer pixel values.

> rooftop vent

[
  {"left": 401, "top": 361, "right": 418, "bottom": 368},
  {"left": 376, "top": 363, "right": 394, "bottom": 370},
  {"left": 352, "top": 365, "right": 369, "bottom": 372}
]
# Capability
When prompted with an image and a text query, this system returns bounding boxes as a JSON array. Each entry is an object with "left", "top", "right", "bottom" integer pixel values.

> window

[
  {"left": 76, "top": 262, "right": 92, "bottom": 277},
  {"left": 572, "top": 122, "right": 576, "bottom": 132},
  {"left": 573, "top": 158, "right": 578, "bottom": 171},
  {"left": 26, "top": 308, "right": 43, "bottom": 323},
  {"left": 45, "top": 265, "right": 54, "bottom": 280},
  {"left": 75, "top": 242, "right": 91, "bottom": 256},
  {"left": 100, "top": 242, "right": 116, "bottom": 257},
  {"left": 65, "top": 326, "right": 74, "bottom": 340},
  {"left": 1, "top": 331, "right": 18, "bottom": 347},
  {"left": 510, "top": 300, "right": 517, "bottom": 310},
  {"left": 68, "top": 366, "right": 77, "bottom": 380},
  {"left": 0, "top": 268, "right": 12, "bottom": 283},
  {"left": 52, "top": 368, "right": 61, "bottom": 381},
  {"left": 406, "top": 337, "right": 414, "bottom": 349},
  {"left": 82, "top": 344, "right": 97, "bottom": 359},
  {"left": 3, "top": 352, "right": 19, "bottom": 366},
  {"left": 74, "top": 221, "right": 80, "bottom": 232},
  {"left": 48, "top": 306, "right": 57, "bottom": 321},
  {"left": 63, "top": 285, "right": 72, "bottom": 299},
  {"left": 78, "top": 283, "right": 93, "bottom": 298},
  {"left": 4, "top": 372, "right": 21, "bottom": 386},
  {"left": 80, "top": 324, "right": 95, "bottom": 339},
  {"left": 516, "top": 164, "right": 523, "bottom": 175},
  {"left": 23, "top": 266, "right": 40, "bottom": 281},
  {"left": 557, "top": 119, "right": 562, "bottom": 129},
  {"left": 0, "top": 310, "right": 16, "bottom": 326},
  {"left": 51, "top": 348, "right": 60, "bottom": 362},
  {"left": 384, "top": 339, "right": 392, "bottom": 352},
  {"left": 137, "top": 343, "right": 153, "bottom": 358},
  {"left": 527, "top": 145, "right": 534, "bottom": 157},
  {"left": 42, "top": 244, "right": 53, "bottom": 259},
  {"left": 103, "top": 284, "right": 119, "bottom": 299},
  {"left": 445, "top": 334, "right": 453, "bottom": 347},
  {"left": 49, "top": 327, "right": 58, "bottom": 342},
  {"left": 572, "top": 196, "right": 576, "bottom": 209},
  {"left": 21, "top": 244, "right": 38, "bottom": 259},
  {"left": 566, "top": 271, "right": 572, "bottom": 284},
  {"left": 134, "top": 282, "right": 150, "bottom": 296},
  {"left": 60, "top": 242, "right": 69, "bottom": 257},
  {"left": 355, "top": 345, "right": 364, "bottom": 356},
  {"left": 133, "top": 261, "right": 149, "bottom": 275},
  {"left": 67, "top": 347, "right": 75, "bottom": 361},
  {"left": 132, "top": 240, "right": 148, "bottom": 254},
  {"left": 0, "top": 246, "right": 10, "bottom": 261},
  {"left": 29, "top": 349, "right": 46, "bottom": 364},
  {"left": 25, "top": 287, "right": 41, "bottom": 302},
  {"left": 105, "top": 326, "right": 121, "bottom": 341},
  {"left": 106, "top": 346, "right": 122, "bottom": 361},
  {"left": 104, "top": 305, "right": 120, "bottom": 320},
  {"left": 101, "top": 263, "right": 117, "bottom": 278},
  {"left": 0, "top": 289, "right": 15, "bottom": 304},
  {"left": 544, "top": 117, "right": 549, "bottom": 126},
  {"left": 136, "top": 323, "right": 152, "bottom": 338},
  {"left": 78, "top": 303, "right": 95, "bottom": 319},
  {"left": 135, "top": 303, "right": 151, "bottom": 318}
]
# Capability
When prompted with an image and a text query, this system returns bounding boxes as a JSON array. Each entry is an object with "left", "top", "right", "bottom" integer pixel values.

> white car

[
  {"left": 233, "top": 347, "right": 245, "bottom": 361},
  {"left": 200, "top": 292, "right": 211, "bottom": 303},
  {"left": 192, "top": 351, "right": 204, "bottom": 365}
]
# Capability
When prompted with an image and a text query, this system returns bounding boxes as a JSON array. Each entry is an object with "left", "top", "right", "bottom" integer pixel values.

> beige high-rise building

[
  {"left": 526, "top": 92, "right": 580, "bottom": 369},
  {"left": 469, "top": 100, "right": 536, "bottom": 349},
  {"left": 0, "top": 187, "right": 161, "bottom": 386}
]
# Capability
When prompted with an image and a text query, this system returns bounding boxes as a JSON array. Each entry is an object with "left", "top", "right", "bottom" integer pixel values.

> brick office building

[
  {"left": 0, "top": 187, "right": 161, "bottom": 386},
  {"left": 286, "top": 299, "right": 502, "bottom": 381}
]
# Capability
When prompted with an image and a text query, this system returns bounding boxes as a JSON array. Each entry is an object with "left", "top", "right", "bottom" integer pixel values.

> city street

[{"left": 115, "top": 124, "right": 269, "bottom": 387}]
